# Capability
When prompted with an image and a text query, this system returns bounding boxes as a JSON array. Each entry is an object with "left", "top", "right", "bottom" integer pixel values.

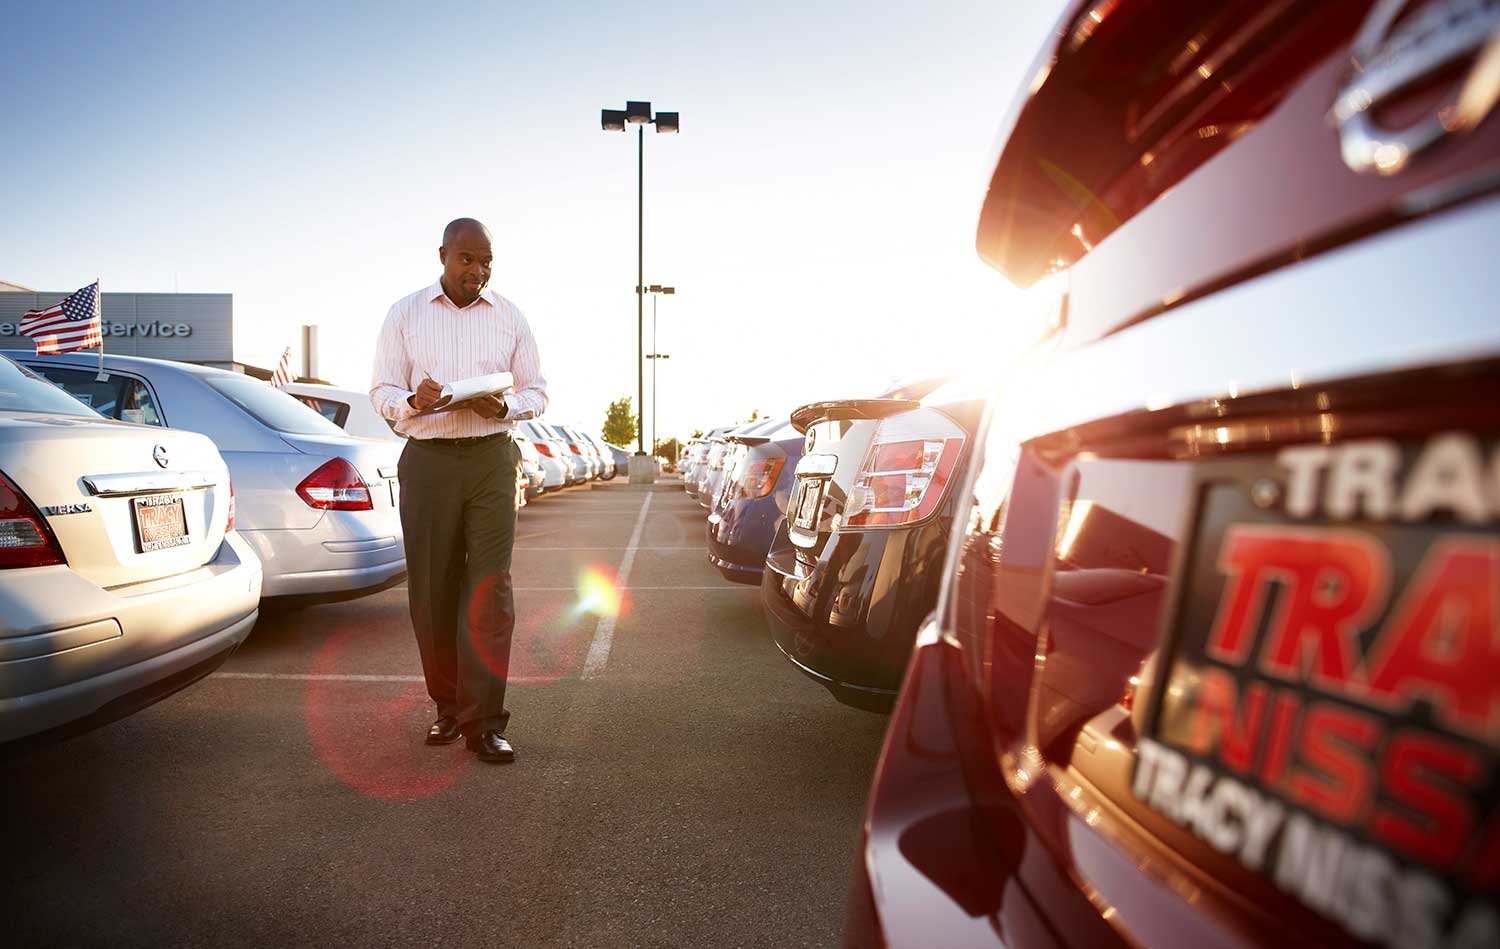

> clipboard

[{"left": 415, "top": 371, "right": 515, "bottom": 415}]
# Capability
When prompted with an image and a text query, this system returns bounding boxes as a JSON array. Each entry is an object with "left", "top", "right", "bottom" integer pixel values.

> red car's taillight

[
  {"left": 741, "top": 457, "right": 784, "bottom": 500},
  {"left": 534, "top": 442, "right": 553, "bottom": 457},
  {"left": 844, "top": 415, "right": 965, "bottom": 529},
  {"left": 296, "top": 458, "right": 373, "bottom": 511},
  {"left": 225, "top": 476, "right": 235, "bottom": 533},
  {"left": 0, "top": 470, "right": 66, "bottom": 568}
]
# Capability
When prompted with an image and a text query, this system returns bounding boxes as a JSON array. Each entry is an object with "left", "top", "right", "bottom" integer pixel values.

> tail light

[
  {"left": 740, "top": 457, "right": 784, "bottom": 500},
  {"left": 534, "top": 442, "right": 553, "bottom": 458},
  {"left": 225, "top": 476, "right": 235, "bottom": 533},
  {"left": 296, "top": 458, "right": 373, "bottom": 511},
  {"left": 568, "top": 443, "right": 581, "bottom": 455},
  {"left": 0, "top": 470, "right": 66, "bottom": 568},
  {"left": 844, "top": 411, "right": 965, "bottom": 528}
]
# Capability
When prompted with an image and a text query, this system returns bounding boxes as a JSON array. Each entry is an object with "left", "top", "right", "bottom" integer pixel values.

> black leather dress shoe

[
  {"left": 425, "top": 716, "right": 463, "bottom": 746},
  {"left": 466, "top": 730, "right": 515, "bottom": 763}
]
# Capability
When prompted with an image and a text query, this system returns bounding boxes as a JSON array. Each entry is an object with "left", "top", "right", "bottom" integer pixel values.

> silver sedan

[
  {"left": 0, "top": 356, "right": 261, "bottom": 745},
  {"left": 8, "top": 351, "right": 405, "bottom": 601}
]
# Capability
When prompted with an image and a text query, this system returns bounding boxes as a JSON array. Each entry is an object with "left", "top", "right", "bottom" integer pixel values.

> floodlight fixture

[
  {"left": 625, "top": 101, "right": 652, "bottom": 124},
  {"left": 601, "top": 109, "right": 627, "bottom": 131},
  {"left": 655, "top": 112, "right": 680, "bottom": 134}
]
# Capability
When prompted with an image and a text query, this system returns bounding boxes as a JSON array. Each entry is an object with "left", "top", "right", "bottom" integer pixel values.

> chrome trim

[
  {"left": 321, "top": 537, "right": 399, "bottom": 554},
  {"left": 1334, "top": 0, "right": 1500, "bottom": 176},
  {"left": 794, "top": 453, "right": 838, "bottom": 478},
  {"left": 82, "top": 470, "right": 218, "bottom": 497},
  {"left": 996, "top": 196, "right": 1500, "bottom": 446}
]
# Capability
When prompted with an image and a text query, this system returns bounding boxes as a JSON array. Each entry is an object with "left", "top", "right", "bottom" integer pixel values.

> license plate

[
  {"left": 132, "top": 494, "right": 190, "bottom": 552},
  {"left": 1135, "top": 437, "right": 1499, "bottom": 945},
  {"left": 793, "top": 480, "right": 823, "bottom": 530}
]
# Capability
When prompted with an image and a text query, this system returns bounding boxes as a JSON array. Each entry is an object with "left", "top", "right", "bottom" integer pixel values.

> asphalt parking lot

[{"left": 2, "top": 482, "right": 890, "bottom": 947}]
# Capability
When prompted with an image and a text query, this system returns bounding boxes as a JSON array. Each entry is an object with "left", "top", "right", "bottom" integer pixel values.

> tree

[
  {"left": 748, "top": 409, "right": 761, "bottom": 421},
  {"left": 601, "top": 396, "right": 637, "bottom": 447},
  {"left": 654, "top": 436, "right": 681, "bottom": 467}
]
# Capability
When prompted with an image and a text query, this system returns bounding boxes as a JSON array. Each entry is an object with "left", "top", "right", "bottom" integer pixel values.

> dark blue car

[{"left": 705, "top": 419, "right": 801, "bottom": 585}]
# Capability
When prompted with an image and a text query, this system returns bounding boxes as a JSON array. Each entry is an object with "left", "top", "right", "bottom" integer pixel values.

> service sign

[{"left": 1134, "top": 435, "right": 1499, "bottom": 948}]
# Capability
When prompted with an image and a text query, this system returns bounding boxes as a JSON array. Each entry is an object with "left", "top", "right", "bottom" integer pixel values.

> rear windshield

[
  {"left": 0, "top": 357, "right": 103, "bottom": 418},
  {"left": 204, "top": 374, "right": 346, "bottom": 435}
]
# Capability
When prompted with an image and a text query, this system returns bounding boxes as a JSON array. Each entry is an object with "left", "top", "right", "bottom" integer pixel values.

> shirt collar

[{"left": 427, "top": 280, "right": 496, "bottom": 310}]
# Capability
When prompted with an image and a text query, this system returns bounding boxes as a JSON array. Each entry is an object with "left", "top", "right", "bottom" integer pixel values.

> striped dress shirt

[{"left": 369, "top": 280, "right": 548, "bottom": 439}]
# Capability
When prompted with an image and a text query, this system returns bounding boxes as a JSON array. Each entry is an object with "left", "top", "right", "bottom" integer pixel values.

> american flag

[
  {"left": 270, "top": 347, "right": 294, "bottom": 387},
  {"left": 19, "top": 281, "right": 103, "bottom": 355}
]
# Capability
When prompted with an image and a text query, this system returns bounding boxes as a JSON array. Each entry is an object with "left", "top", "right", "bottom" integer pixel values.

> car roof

[{"left": 0, "top": 349, "right": 245, "bottom": 380}]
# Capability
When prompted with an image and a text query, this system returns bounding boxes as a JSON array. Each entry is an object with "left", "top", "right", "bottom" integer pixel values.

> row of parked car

[
  {"left": 682, "top": 375, "right": 971, "bottom": 712},
  {"left": 0, "top": 348, "right": 621, "bottom": 747},
  {"left": 277, "top": 380, "right": 630, "bottom": 497},
  {"left": 685, "top": 1, "right": 1500, "bottom": 945}
]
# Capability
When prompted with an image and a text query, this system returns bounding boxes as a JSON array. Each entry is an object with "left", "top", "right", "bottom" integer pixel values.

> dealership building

[{"left": 0, "top": 283, "right": 312, "bottom": 380}]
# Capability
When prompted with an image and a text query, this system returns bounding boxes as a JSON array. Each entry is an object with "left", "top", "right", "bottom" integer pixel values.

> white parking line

[
  {"left": 581, "top": 492, "right": 653, "bottom": 680},
  {"left": 513, "top": 585, "right": 750, "bottom": 591},
  {"left": 214, "top": 672, "right": 424, "bottom": 682},
  {"left": 515, "top": 546, "right": 703, "bottom": 551}
]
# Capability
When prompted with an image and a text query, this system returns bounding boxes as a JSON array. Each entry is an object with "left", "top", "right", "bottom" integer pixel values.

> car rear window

[
  {"left": 0, "top": 357, "right": 103, "bottom": 418},
  {"left": 292, "top": 393, "right": 351, "bottom": 427},
  {"left": 204, "top": 375, "right": 346, "bottom": 435}
]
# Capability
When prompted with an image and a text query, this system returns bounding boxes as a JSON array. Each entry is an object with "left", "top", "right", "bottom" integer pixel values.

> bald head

[
  {"left": 438, "top": 218, "right": 494, "bottom": 307},
  {"left": 443, "top": 217, "right": 490, "bottom": 247}
]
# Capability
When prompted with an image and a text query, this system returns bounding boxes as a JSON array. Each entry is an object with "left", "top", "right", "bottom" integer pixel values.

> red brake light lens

[
  {"left": 534, "top": 442, "right": 553, "bottom": 457},
  {"left": 569, "top": 443, "right": 581, "bottom": 455},
  {"left": 0, "top": 470, "right": 66, "bottom": 568},
  {"left": 296, "top": 458, "right": 373, "bottom": 511},
  {"left": 844, "top": 436, "right": 964, "bottom": 528},
  {"left": 741, "top": 457, "right": 785, "bottom": 500}
]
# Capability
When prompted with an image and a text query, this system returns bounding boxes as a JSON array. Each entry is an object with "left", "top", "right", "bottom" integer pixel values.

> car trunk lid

[{"left": 0, "top": 413, "right": 230, "bottom": 591}]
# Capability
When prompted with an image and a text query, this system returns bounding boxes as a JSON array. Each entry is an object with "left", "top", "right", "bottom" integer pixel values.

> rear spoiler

[
  {"left": 790, "top": 399, "right": 920, "bottom": 434},
  {"left": 727, "top": 434, "right": 771, "bottom": 446}
]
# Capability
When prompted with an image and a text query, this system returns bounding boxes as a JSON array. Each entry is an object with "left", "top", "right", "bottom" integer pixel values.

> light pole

[
  {"left": 645, "top": 284, "right": 674, "bottom": 459},
  {"left": 601, "top": 101, "right": 679, "bottom": 481}
]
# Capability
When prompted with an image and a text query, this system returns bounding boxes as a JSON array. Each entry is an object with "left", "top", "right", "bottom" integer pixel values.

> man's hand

[
  {"left": 409, "top": 378, "right": 444, "bottom": 411},
  {"left": 469, "top": 394, "right": 508, "bottom": 420}
]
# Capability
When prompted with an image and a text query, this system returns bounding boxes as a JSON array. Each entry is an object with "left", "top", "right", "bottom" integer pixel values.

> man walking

[{"left": 370, "top": 218, "right": 547, "bottom": 763}]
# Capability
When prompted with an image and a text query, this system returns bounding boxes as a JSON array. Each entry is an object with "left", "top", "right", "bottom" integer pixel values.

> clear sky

[{"left": 1, "top": 0, "right": 1066, "bottom": 442}]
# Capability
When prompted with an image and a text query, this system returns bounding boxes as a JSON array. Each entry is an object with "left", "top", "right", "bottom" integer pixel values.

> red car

[{"left": 847, "top": 1, "right": 1500, "bottom": 946}]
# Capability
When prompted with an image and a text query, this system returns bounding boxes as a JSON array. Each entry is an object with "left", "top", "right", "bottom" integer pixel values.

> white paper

[{"left": 417, "top": 371, "right": 514, "bottom": 414}]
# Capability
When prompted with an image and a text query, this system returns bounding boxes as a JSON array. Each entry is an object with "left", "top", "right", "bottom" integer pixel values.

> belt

[{"left": 416, "top": 431, "right": 513, "bottom": 448}]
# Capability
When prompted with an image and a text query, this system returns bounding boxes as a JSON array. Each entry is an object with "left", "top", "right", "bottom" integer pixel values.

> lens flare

[
  {"left": 304, "top": 626, "right": 471, "bottom": 802},
  {"left": 574, "top": 564, "right": 627, "bottom": 619}
]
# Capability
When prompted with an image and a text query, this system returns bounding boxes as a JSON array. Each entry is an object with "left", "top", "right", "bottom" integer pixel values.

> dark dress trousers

[{"left": 397, "top": 434, "right": 520, "bottom": 735}]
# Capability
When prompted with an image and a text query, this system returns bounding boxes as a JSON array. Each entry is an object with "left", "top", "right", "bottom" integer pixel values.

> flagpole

[{"left": 95, "top": 278, "right": 107, "bottom": 382}]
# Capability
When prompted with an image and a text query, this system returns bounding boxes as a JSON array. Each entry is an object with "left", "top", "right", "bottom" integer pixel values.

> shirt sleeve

[
  {"left": 502, "top": 306, "right": 548, "bottom": 421},
  {"left": 369, "top": 301, "right": 418, "bottom": 422}
]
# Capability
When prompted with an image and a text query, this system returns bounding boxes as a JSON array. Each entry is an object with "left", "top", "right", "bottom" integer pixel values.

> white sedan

[{"left": 0, "top": 356, "right": 261, "bottom": 746}]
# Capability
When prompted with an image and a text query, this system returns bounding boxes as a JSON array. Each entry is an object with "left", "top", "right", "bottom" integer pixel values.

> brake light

[
  {"left": 569, "top": 443, "right": 581, "bottom": 455},
  {"left": 740, "top": 457, "right": 784, "bottom": 500},
  {"left": 296, "top": 458, "right": 373, "bottom": 511},
  {"left": 534, "top": 442, "right": 553, "bottom": 457},
  {"left": 225, "top": 475, "right": 235, "bottom": 533},
  {"left": 845, "top": 428, "right": 964, "bottom": 528},
  {"left": 0, "top": 470, "right": 66, "bottom": 568}
]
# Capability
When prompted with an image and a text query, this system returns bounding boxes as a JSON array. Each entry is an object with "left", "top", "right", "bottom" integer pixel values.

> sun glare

[{"left": 575, "top": 564, "right": 626, "bottom": 619}]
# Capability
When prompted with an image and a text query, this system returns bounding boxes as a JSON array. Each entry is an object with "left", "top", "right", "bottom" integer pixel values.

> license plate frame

[
  {"left": 132, "top": 493, "right": 190, "bottom": 553},
  {"left": 1136, "top": 444, "right": 1499, "bottom": 943},
  {"left": 792, "top": 479, "right": 823, "bottom": 531}
]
